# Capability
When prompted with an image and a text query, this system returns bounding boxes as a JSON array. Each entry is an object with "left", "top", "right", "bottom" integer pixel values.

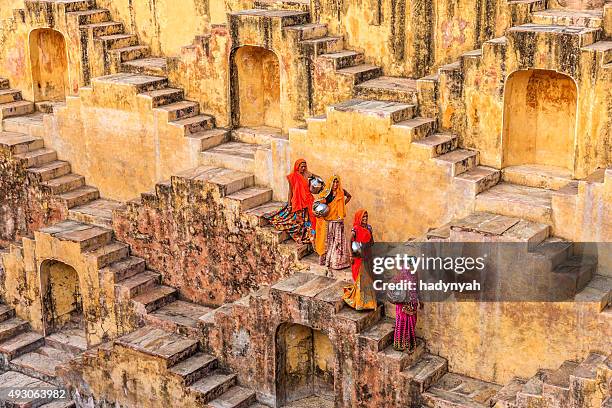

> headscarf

[
  {"left": 352, "top": 209, "right": 371, "bottom": 244},
  {"left": 286, "top": 159, "right": 313, "bottom": 212},
  {"left": 314, "top": 175, "right": 347, "bottom": 255}
]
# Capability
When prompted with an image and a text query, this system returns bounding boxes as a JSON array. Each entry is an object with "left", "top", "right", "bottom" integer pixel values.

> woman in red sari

[
  {"left": 342, "top": 209, "right": 377, "bottom": 310},
  {"left": 265, "top": 159, "right": 317, "bottom": 244}
]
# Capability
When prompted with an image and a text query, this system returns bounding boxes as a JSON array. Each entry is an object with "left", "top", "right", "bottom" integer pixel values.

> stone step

[
  {"left": 45, "top": 329, "right": 88, "bottom": 355},
  {"left": 200, "top": 142, "right": 258, "bottom": 174},
  {"left": 551, "top": 256, "right": 596, "bottom": 298},
  {"left": 95, "top": 33, "right": 139, "bottom": 50},
  {"left": 37, "top": 346, "right": 75, "bottom": 363},
  {"left": 0, "top": 88, "right": 23, "bottom": 104},
  {"left": 392, "top": 117, "right": 437, "bottom": 141},
  {"left": 207, "top": 385, "right": 256, "bottom": 408},
  {"left": 157, "top": 100, "right": 200, "bottom": 121},
  {"left": 570, "top": 352, "right": 608, "bottom": 405},
  {"left": 301, "top": 36, "right": 344, "bottom": 56},
  {"left": 0, "top": 331, "right": 45, "bottom": 360},
  {"left": 516, "top": 371, "right": 545, "bottom": 406},
  {"left": 532, "top": 9, "right": 603, "bottom": 28},
  {"left": 146, "top": 300, "right": 214, "bottom": 337},
  {"left": 574, "top": 274, "right": 611, "bottom": 311},
  {"left": 15, "top": 148, "right": 57, "bottom": 168},
  {"left": 45, "top": 0, "right": 95, "bottom": 12},
  {"left": 336, "top": 64, "right": 383, "bottom": 84},
  {"left": 35, "top": 101, "right": 66, "bottom": 115},
  {"left": 451, "top": 212, "right": 551, "bottom": 247},
  {"left": 171, "top": 114, "right": 216, "bottom": 135},
  {"left": 336, "top": 304, "right": 384, "bottom": 333},
  {"left": 85, "top": 240, "right": 130, "bottom": 269},
  {"left": 541, "top": 360, "right": 580, "bottom": 403},
  {"left": 116, "top": 270, "right": 161, "bottom": 298},
  {"left": 402, "top": 353, "right": 448, "bottom": 393},
  {"left": 0, "top": 100, "right": 35, "bottom": 118},
  {"left": 69, "top": 8, "right": 111, "bottom": 25},
  {"left": 140, "top": 87, "right": 185, "bottom": 108},
  {"left": 0, "top": 304, "right": 15, "bottom": 322},
  {"left": 434, "top": 149, "right": 478, "bottom": 176},
  {"left": 454, "top": 166, "right": 501, "bottom": 195},
  {"left": 502, "top": 164, "right": 574, "bottom": 190},
  {"left": 379, "top": 338, "right": 426, "bottom": 373},
  {"left": 189, "top": 371, "right": 238, "bottom": 404},
  {"left": 2, "top": 112, "right": 45, "bottom": 137},
  {"left": 103, "top": 256, "right": 146, "bottom": 282},
  {"left": 0, "top": 131, "right": 44, "bottom": 154},
  {"left": 40, "top": 173, "right": 85, "bottom": 195},
  {"left": 475, "top": 182, "right": 553, "bottom": 225},
  {"left": 329, "top": 99, "right": 416, "bottom": 125},
  {"left": 189, "top": 129, "right": 230, "bottom": 151},
  {"left": 318, "top": 50, "right": 365, "bottom": 70},
  {"left": 10, "top": 351, "right": 64, "bottom": 384},
  {"left": 81, "top": 21, "right": 124, "bottom": 37},
  {"left": 225, "top": 187, "right": 273, "bottom": 211},
  {"left": 357, "top": 317, "right": 394, "bottom": 352},
  {"left": 116, "top": 326, "right": 199, "bottom": 366},
  {"left": 39, "top": 221, "right": 112, "bottom": 251},
  {"left": 58, "top": 186, "right": 100, "bottom": 208},
  {"left": 255, "top": 0, "right": 311, "bottom": 12},
  {"left": 121, "top": 57, "right": 168, "bottom": 76},
  {"left": 508, "top": 24, "right": 600, "bottom": 48},
  {"left": 422, "top": 372, "right": 502, "bottom": 408},
  {"left": 132, "top": 285, "right": 178, "bottom": 313},
  {"left": 175, "top": 166, "right": 255, "bottom": 196},
  {"left": 231, "top": 126, "right": 285, "bottom": 145},
  {"left": 243, "top": 201, "right": 285, "bottom": 226},
  {"left": 582, "top": 40, "right": 612, "bottom": 66},
  {"left": 529, "top": 237, "right": 573, "bottom": 269},
  {"left": 355, "top": 76, "right": 418, "bottom": 104},
  {"left": 68, "top": 198, "right": 124, "bottom": 228},
  {"left": 412, "top": 133, "right": 458, "bottom": 157},
  {"left": 94, "top": 73, "right": 167, "bottom": 93},
  {"left": 284, "top": 23, "right": 328, "bottom": 40},
  {"left": 230, "top": 8, "right": 310, "bottom": 27},
  {"left": 490, "top": 377, "right": 528, "bottom": 408},
  {"left": 27, "top": 160, "right": 72, "bottom": 182},
  {"left": 169, "top": 352, "right": 218, "bottom": 386},
  {"left": 110, "top": 45, "right": 151, "bottom": 63},
  {"left": 0, "top": 317, "right": 29, "bottom": 342},
  {"left": 0, "top": 371, "right": 56, "bottom": 408}
]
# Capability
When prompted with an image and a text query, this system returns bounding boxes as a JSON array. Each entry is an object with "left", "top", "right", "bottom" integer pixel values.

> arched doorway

[
  {"left": 29, "top": 28, "right": 69, "bottom": 102},
  {"left": 40, "top": 260, "right": 83, "bottom": 335},
  {"left": 233, "top": 46, "right": 281, "bottom": 129},
  {"left": 275, "top": 323, "right": 335, "bottom": 407},
  {"left": 502, "top": 69, "right": 577, "bottom": 174}
]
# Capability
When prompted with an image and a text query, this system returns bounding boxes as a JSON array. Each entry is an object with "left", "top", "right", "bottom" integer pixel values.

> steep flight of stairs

[{"left": 0, "top": 78, "right": 123, "bottom": 227}]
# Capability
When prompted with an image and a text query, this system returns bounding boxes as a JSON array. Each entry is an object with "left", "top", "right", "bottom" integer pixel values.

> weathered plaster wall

[
  {"left": 0, "top": 0, "right": 22, "bottom": 20},
  {"left": 418, "top": 300, "right": 611, "bottom": 385}
]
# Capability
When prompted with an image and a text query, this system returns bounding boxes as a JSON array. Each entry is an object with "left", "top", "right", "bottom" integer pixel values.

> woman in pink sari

[{"left": 392, "top": 268, "right": 422, "bottom": 352}]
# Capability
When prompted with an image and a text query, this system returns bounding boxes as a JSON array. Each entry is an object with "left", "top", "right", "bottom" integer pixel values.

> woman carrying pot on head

[
  {"left": 342, "top": 209, "right": 377, "bottom": 311},
  {"left": 313, "top": 175, "right": 352, "bottom": 270},
  {"left": 265, "top": 159, "right": 319, "bottom": 244}
]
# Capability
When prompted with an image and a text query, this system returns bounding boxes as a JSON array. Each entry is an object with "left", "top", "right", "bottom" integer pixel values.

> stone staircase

[
  {"left": 85, "top": 325, "right": 268, "bottom": 408},
  {"left": 0, "top": 302, "right": 81, "bottom": 407},
  {"left": 0, "top": 79, "right": 123, "bottom": 228}
]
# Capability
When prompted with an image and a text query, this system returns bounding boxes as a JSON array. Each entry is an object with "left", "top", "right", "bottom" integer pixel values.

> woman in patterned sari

[
  {"left": 265, "top": 159, "right": 317, "bottom": 244},
  {"left": 314, "top": 175, "right": 352, "bottom": 270},
  {"left": 342, "top": 209, "right": 377, "bottom": 310}
]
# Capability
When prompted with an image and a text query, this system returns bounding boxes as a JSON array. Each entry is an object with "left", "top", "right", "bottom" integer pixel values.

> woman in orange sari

[
  {"left": 314, "top": 175, "right": 352, "bottom": 269},
  {"left": 265, "top": 159, "right": 317, "bottom": 244},
  {"left": 342, "top": 209, "right": 377, "bottom": 310}
]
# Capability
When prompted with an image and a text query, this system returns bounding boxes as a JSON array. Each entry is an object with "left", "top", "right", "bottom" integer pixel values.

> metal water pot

[
  {"left": 313, "top": 201, "right": 330, "bottom": 218},
  {"left": 309, "top": 176, "right": 325, "bottom": 194},
  {"left": 351, "top": 241, "right": 363, "bottom": 258}
]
